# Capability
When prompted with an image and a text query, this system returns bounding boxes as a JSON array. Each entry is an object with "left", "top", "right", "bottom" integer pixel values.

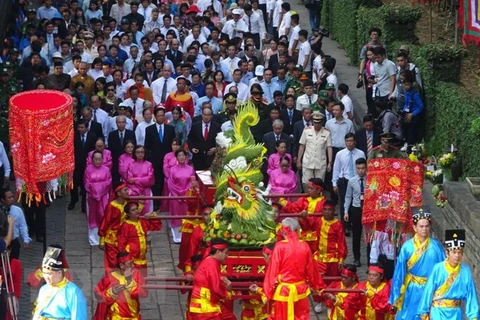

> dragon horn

[{"left": 224, "top": 164, "right": 240, "bottom": 182}]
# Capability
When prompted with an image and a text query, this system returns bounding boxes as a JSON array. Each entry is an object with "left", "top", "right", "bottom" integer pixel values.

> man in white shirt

[
  {"left": 331, "top": 133, "right": 365, "bottom": 234},
  {"left": 183, "top": 25, "right": 207, "bottom": 52},
  {"left": 123, "top": 46, "right": 141, "bottom": 75},
  {"left": 0, "top": 141, "right": 10, "bottom": 188},
  {"left": 107, "top": 105, "right": 134, "bottom": 137},
  {"left": 296, "top": 80, "right": 318, "bottom": 111},
  {"left": 297, "top": 30, "right": 311, "bottom": 72},
  {"left": 311, "top": 44, "right": 323, "bottom": 85},
  {"left": 220, "top": 44, "right": 241, "bottom": 83},
  {"left": 338, "top": 83, "right": 354, "bottom": 120},
  {"left": 135, "top": 102, "right": 155, "bottom": 145},
  {"left": 373, "top": 46, "right": 396, "bottom": 100},
  {"left": 243, "top": 4, "right": 266, "bottom": 49},
  {"left": 123, "top": 86, "right": 146, "bottom": 121},
  {"left": 288, "top": 14, "right": 301, "bottom": 56},
  {"left": 222, "top": 9, "right": 248, "bottom": 39},
  {"left": 151, "top": 65, "right": 177, "bottom": 105},
  {"left": 138, "top": 0, "right": 156, "bottom": 21},
  {"left": 110, "top": 0, "right": 131, "bottom": 25},
  {"left": 88, "top": 96, "right": 110, "bottom": 139},
  {"left": 225, "top": 69, "right": 249, "bottom": 102},
  {"left": 160, "top": 15, "right": 180, "bottom": 40},
  {"left": 271, "top": 0, "right": 283, "bottom": 39},
  {"left": 143, "top": 8, "right": 162, "bottom": 34},
  {"left": 278, "top": 2, "right": 291, "bottom": 37},
  {"left": 75, "top": 40, "right": 93, "bottom": 64}
]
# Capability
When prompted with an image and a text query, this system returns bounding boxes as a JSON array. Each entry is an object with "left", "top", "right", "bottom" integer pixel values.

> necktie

[
  {"left": 266, "top": 84, "right": 271, "bottom": 101},
  {"left": 161, "top": 79, "right": 168, "bottom": 103},
  {"left": 308, "top": 95, "right": 312, "bottom": 106},
  {"left": 93, "top": 109, "right": 97, "bottom": 122},
  {"left": 360, "top": 177, "right": 364, "bottom": 206},
  {"left": 233, "top": 23, "right": 237, "bottom": 38},
  {"left": 276, "top": 135, "right": 280, "bottom": 141},
  {"left": 305, "top": 122, "right": 310, "bottom": 127},
  {"left": 158, "top": 125, "right": 163, "bottom": 142},
  {"left": 288, "top": 110, "right": 293, "bottom": 124},
  {"left": 348, "top": 152, "right": 355, "bottom": 178},
  {"left": 230, "top": 59, "right": 235, "bottom": 74},
  {"left": 120, "top": 131, "right": 124, "bottom": 147},
  {"left": 148, "top": 73, "right": 152, "bottom": 83},
  {"left": 367, "top": 133, "right": 373, "bottom": 154},
  {"left": 81, "top": 134, "right": 85, "bottom": 146},
  {"left": 248, "top": 16, "right": 252, "bottom": 32},
  {"left": 204, "top": 123, "right": 209, "bottom": 140}
]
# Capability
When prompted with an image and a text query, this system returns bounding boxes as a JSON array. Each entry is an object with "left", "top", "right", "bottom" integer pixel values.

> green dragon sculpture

[{"left": 205, "top": 101, "right": 277, "bottom": 246}]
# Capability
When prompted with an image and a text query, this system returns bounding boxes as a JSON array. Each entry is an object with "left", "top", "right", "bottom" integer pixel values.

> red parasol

[{"left": 9, "top": 90, "right": 74, "bottom": 203}]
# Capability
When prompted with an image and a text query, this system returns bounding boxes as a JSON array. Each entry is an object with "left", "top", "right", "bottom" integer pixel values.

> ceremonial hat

[
  {"left": 412, "top": 206, "right": 432, "bottom": 224},
  {"left": 83, "top": 31, "right": 94, "bottom": 39},
  {"left": 255, "top": 65, "right": 264, "bottom": 76},
  {"left": 299, "top": 73, "right": 309, "bottom": 81},
  {"left": 43, "top": 245, "right": 69, "bottom": 271},
  {"left": 224, "top": 93, "right": 237, "bottom": 102},
  {"left": 232, "top": 8, "right": 242, "bottom": 15},
  {"left": 444, "top": 229, "right": 466, "bottom": 250},
  {"left": 312, "top": 113, "right": 324, "bottom": 123},
  {"left": 318, "top": 90, "right": 329, "bottom": 101},
  {"left": 293, "top": 64, "right": 303, "bottom": 71},
  {"left": 379, "top": 132, "right": 394, "bottom": 141},
  {"left": 117, "top": 102, "right": 128, "bottom": 110},
  {"left": 326, "top": 83, "right": 335, "bottom": 90}
]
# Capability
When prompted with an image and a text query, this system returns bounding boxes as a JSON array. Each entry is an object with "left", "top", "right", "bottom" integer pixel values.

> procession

[{"left": 0, "top": 0, "right": 479, "bottom": 318}]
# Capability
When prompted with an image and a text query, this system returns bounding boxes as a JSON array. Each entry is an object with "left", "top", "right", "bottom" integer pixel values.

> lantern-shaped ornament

[{"left": 9, "top": 90, "right": 74, "bottom": 203}]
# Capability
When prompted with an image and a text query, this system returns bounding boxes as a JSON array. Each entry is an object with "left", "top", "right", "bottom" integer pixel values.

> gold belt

[
  {"left": 432, "top": 299, "right": 461, "bottom": 308},
  {"left": 410, "top": 274, "right": 427, "bottom": 285}
]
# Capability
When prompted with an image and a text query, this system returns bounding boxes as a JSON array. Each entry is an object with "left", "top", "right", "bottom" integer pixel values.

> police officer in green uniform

[
  {"left": 284, "top": 65, "right": 303, "bottom": 98},
  {"left": 0, "top": 67, "right": 20, "bottom": 119},
  {"left": 368, "top": 132, "right": 405, "bottom": 160},
  {"left": 5, "top": 49, "right": 22, "bottom": 80},
  {"left": 22, "top": 8, "right": 40, "bottom": 36},
  {"left": 218, "top": 93, "right": 238, "bottom": 124}
]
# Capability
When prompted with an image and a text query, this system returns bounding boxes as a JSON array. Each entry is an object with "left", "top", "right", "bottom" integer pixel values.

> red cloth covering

[
  {"left": 323, "top": 281, "right": 363, "bottom": 320},
  {"left": 363, "top": 159, "right": 423, "bottom": 236},
  {"left": 184, "top": 224, "right": 206, "bottom": 274},
  {"left": 9, "top": 90, "right": 74, "bottom": 201},
  {"left": 93, "top": 269, "right": 147, "bottom": 319},
  {"left": 458, "top": 0, "right": 480, "bottom": 46},
  {"left": 357, "top": 280, "right": 392, "bottom": 320}
]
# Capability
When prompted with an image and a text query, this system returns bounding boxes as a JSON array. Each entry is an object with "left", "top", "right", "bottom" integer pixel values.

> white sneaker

[{"left": 314, "top": 303, "right": 324, "bottom": 313}]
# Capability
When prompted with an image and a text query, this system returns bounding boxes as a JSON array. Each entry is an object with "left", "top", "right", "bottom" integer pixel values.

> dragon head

[{"left": 224, "top": 176, "right": 259, "bottom": 220}]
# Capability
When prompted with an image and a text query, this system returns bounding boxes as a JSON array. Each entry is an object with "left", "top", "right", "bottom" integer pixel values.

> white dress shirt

[
  {"left": 278, "top": 11, "right": 291, "bottom": 37},
  {"left": 87, "top": 69, "right": 104, "bottom": 80},
  {"left": 107, "top": 117, "right": 134, "bottom": 139},
  {"left": 110, "top": 3, "right": 131, "bottom": 24},
  {"left": 341, "top": 94, "right": 354, "bottom": 119},
  {"left": 0, "top": 142, "right": 11, "bottom": 177},
  {"left": 183, "top": 34, "right": 207, "bottom": 52},
  {"left": 242, "top": 12, "right": 266, "bottom": 35},
  {"left": 143, "top": 18, "right": 163, "bottom": 34},
  {"left": 297, "top": 41, "right": 312, "bottom": 72},
  {"left": 260, "top": 81, "right": 281, "bottom": 104},
  {"left": 332, "top": 148, "right": 365, "bottom": 187},
  {"left": 220, "top": 57, "right": 241, "bottom": 83},
  {"left": 138, "top": 4, "right": 155, "bottom": 20},
  {"left": 312, "top": 55, "right": 323, "bottom": 83},
  {"left": 151, "top": 77, "right": 177, "bottom": 104},
  {"left": 89, "top": 108, "right": 110, "bottom": 138},
  {"left": 123, "top": 97, "right": 146, "bottom": 120},
  {"left": 272, "top": 0, "right": 283, "bottom": 27},
  {"left": 222, "top": 19, "right": 248, "bottom": 39},
  {"left": 370, "top": 231, "right": 407, "bottom": 263},
  {"left": 288, "top": 25, "right": 301, "bottom": 51},
  {"left": 296, "top": 93, "right": 318, "bottom": 111},
  {"left": 135, "top": 119, "right": 155, "bottom": 146},
  {"left": 224, "top": 82, "right": 249, "bottom": 102},
  {"left": 160, "top": 26, "right": 180, "bottom": 40}
]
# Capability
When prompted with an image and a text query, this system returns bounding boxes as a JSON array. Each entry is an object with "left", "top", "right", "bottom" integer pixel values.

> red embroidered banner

[
  {"left": 9, "top": 90, "right": 74, "bottom": 201},
  {"left": 362, "top": 158, "right": 424, "bottom": 232},
  {"left": 458, "top": 0, "right": 480, "bottom": 46}
]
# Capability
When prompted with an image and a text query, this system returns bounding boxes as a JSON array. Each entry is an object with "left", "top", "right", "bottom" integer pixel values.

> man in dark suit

[
  {"left": 354, "top": 114, "right": 381, "bottom": 158},
  {"left": 292, "top": 107, "right": 313, "bottom": 158},
  {"left": 142, "top": 61, "right": 158, "bottom": 87},
  {"left": 268, "top": 42, "right": 287, "bottom": 76},
  {"left": 144, "top": 108, "right": 175, "bottom": 206},
  {"left": 259, "top": 106, "right": 281, "bottom": 137},
  {"left": 81, "top": 107, "right": 104, "bottom": 139},
  {"left": 166, "top": 40, "right": 184, "bottom": 69},
  {"left": 262, "top": 119, "right": 291, "bottom": 157},
  {"left": 69, "top": 119, "right": 96, "bottom": 211},
  {"left": 281, "top": 94, "right": 302, "bottom": 135},
  {"left": 108, "top": 115, "right": 136, "bottom": 183},
  {"left": 188, "top": 107, "right": 221, "bottom": 170}
]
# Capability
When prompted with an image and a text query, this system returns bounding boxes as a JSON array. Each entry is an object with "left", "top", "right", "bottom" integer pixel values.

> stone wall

[{"left": 423, "top": 181, "right": 480, "bottom": 294}]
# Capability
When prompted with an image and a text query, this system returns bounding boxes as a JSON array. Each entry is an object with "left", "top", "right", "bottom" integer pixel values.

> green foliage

[
  {"left": 416, "top": 44, "right": 465, "bottom": 83},
  {"left": 470, "top": 118, "right": 480, "bottom": 136}
]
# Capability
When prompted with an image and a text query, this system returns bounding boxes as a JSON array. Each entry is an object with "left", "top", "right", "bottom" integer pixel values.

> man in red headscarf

[
  {"left": 279, "top": 178, "right": 326, "bottom": 251},
  {"left": 357, "top": 264, "right": 392, "bottom": 320},
  {"left": 93, "top": 251, "right": 147, "bottom": 320},
  {"left": 188, "top": 239, "right": 233, "bottom": 320},
  {"left": 183, "top": 206, "right": 212, "bottom": 276},
  {"left": 98, "top": 182, "right": 130, "bottom": 272},
  {"left": 263, "top": 218, "right": 325, "bottom": 320}
]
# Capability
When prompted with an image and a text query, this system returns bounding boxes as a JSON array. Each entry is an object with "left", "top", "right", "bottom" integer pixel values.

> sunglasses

[{"left": 107, "top": 88, "right": 115, "bottom": 91}]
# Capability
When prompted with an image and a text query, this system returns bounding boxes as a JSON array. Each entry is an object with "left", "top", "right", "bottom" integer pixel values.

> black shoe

[
  {"left": 354, "top": 259, "right": 361, "bottom": 267},
  {"left": 67, "top": 202, "right": 76, "bottom": 210},
  {"left": 36, "top": 235, "right": 45, "bottom": 243}
]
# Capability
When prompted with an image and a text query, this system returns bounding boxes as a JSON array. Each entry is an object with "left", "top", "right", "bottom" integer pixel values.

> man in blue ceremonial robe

[
  {"left": 417, "top": 229, "right": 480, "bottom": 320},
  {"left": 32, "top": 245, "right": 87, "bottom": 319},
  {"left": 389, "top": 206, "right": 446, "bottom": 319}
]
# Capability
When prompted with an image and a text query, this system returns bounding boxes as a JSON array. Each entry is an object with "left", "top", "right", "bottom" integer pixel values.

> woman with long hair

[
  {"left": 213, "top": 70, "right": 227, "bottom": 100},
  {"left": 84, "top": 151, "right": 112, "bottom": 245},
  {"left": 166, "top": 149, "right": 195, "bottom": 243},
  {"left": 73, "top": 8, "right": 86, "bottom": 26},
  {"left": 126, "top": 146, "right": 155, "bottom": 215},
  {"left": 167, "top": 106, "right": 188, "bottom": 146},
  {"left": 85, "top": 1, "right": 103, "bottom": 28},
  {"left": 94, "top": 77, "right": 107, "bottom": 98},
  {"left": 102, "top": 82, "right": 121, "bottom": 116}
]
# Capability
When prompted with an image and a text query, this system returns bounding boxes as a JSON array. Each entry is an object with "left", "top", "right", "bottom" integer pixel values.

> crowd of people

[{"left": 0, "top": 0, "right": 477, "bottom": 318}]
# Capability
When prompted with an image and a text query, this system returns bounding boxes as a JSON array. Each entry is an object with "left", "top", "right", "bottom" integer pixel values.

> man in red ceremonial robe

[
  {"left": 263, "top": 218, "right": 325, "bottom": 320},
  {"left": 323, "top": 265, "right": 363, "bottom": 320},
  {"left": 164, "top": 76, "right": 195, "bottom": 118},
  {"left": 189, "top": 239, "right": 233, "bottom": 320},
  {"left": 312, "top": 200, "right": 347, "bottom": 311},
  {"left": 358, "top": 264, "right": 392, "bottom": 320},
  {"left": 184, "top": 206, "right": 211, "bottom": 275},
  {"left": 279, "top": 178, "right": 326, "bottom": 251},
  {"left": 94, "top": 252, "right": 147, "bottom": 320},
  {"left": 98, "top": 183, "right": 129, "bottom": 272}
]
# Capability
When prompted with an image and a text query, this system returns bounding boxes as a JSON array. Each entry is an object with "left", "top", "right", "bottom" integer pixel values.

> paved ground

[{"left": 14, "top": 1, "right": 371, "bottom": 319}]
